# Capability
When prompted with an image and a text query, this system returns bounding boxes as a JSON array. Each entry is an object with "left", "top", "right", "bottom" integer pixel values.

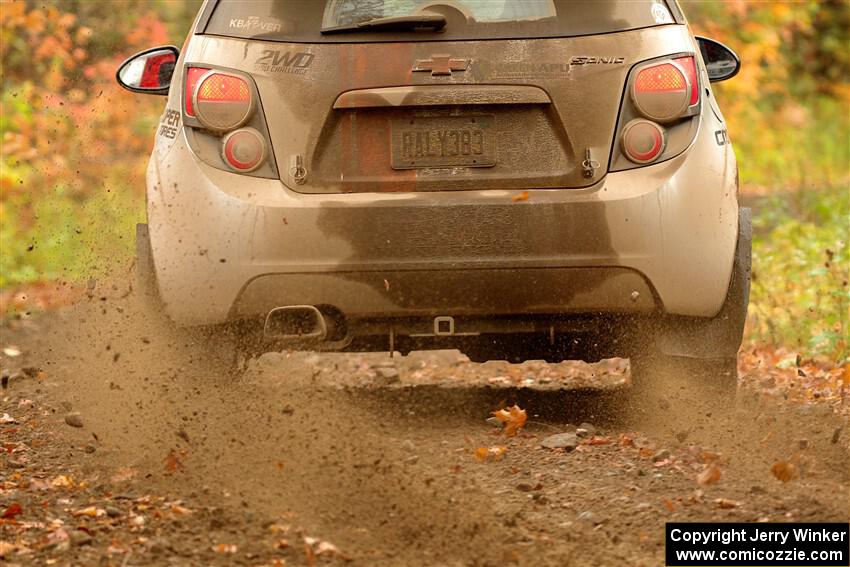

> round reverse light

[
  {"left": 621, "top": 119, "right": 665, "bottom": 164},
  {"left": 631, "top": 62, "right": 690, "bottom": 123},
  {"left": 222, "top": 128, "right": 266, "bottom": 172},
  {"left": 193, "top": 71, "right": 253, "bottom": 131}
]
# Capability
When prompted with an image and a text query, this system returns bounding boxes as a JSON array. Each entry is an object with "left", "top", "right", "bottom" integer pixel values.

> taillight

[
  {"left": 674, "top": 56, "right": 699, "bottom": 106},
  {"left": 182, "top": 65, "right": 276, "bottom": 178},
  {"left": 193, "top": 72, "right": 253, "bottom": 131},
  {"left": 222, "top": 128, "right": 266, "bottom": 172},
  {"left": 184, "top": 67, "right": 209, "bottom": 117},
  {"left": 631, "top": 58, "right": 696, "bottom": 123},
  {"left": 621, "top": 119, "right": 666, "bottom": 164},
  {"left": 613, "top": 54, "right": 701, "bottom": 171}
]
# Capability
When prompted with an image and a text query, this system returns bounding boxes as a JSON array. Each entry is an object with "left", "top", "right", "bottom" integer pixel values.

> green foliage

[
  {"left": 730, "top": 96, "right": 849, "bottom": 190},
  {"left": 0, "top": 186, "right": 142, "bottom": 287},
  {"left": 749, "top": 186, "right": 849, "bottom": 363}
]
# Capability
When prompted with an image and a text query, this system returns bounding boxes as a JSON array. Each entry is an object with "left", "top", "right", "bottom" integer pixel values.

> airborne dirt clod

[{"left": 1, "top": 289, "right": 848, "bottom": 566}]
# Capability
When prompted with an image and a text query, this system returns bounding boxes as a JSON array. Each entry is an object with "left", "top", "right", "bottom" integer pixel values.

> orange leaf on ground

[
  {"left": 72, "top": 506, "right": 105, "bottom": 517},
  {"left": 305, "top": 542, "right": 317, "bottom": 567},
  {"left": 2, "top": 502, "right": 22, "bottom": 519},
  {"left": 110, "top": 467, "right": 137, "bottom": 483},
  {"left": 512, "top": 191, "right": 529, "bottom": 202},
  {"left": 697, "top": 464, "right": 722, "bottom": 486},
  {"left": 474, "top": 446, "right": 507, "bottom": 462},
  {"left": 164, "top": 448, "right": 186, "bottom": 473},
  {"left": 491, "top": 405, "right": 527, "bottom": 437},
  {"left": 771, "top": 461, "right": 798, "bottom": 483},
  {"left": 663, "top": 499, "right": 677, "bottom": 513},
  {"left": 50, "top": 475, "right": 74, "bottom": 488}
]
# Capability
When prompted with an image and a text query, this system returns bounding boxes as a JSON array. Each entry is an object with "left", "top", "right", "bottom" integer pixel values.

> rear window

[{"left": 204, "top": 0, "right": 679, "bottom": 43}]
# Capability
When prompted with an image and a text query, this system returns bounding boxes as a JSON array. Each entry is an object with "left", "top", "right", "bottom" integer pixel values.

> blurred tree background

[{"left": 0, "top": 0, "right": 847, "bottom": 362}]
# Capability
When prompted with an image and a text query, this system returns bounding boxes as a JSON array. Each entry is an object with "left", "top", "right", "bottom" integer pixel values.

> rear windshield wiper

[{"left": 321, "top": 13, "right": 446, "bottom": 35}]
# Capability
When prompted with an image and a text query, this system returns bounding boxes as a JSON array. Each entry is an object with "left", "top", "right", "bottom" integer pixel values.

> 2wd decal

[
  {"left": 255, "top": 50, "right": 314, "bottom": 75},
  {"left": 158, "top": 109, "right": 180, "bottom": 139}
]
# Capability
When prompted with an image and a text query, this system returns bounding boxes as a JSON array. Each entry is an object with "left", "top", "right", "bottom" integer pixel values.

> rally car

[{"left": 117, "top": 0, "right": 748, "bottom": 394}]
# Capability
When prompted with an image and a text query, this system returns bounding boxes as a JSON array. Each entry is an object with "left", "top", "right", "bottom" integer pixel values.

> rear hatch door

[{"left": 202, "top": 0, "right": 679, "bottom": 193}]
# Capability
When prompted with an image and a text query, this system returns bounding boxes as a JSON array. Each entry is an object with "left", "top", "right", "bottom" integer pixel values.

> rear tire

[{"left": 135, "top": 223, "right": 162, "bottom": 314}]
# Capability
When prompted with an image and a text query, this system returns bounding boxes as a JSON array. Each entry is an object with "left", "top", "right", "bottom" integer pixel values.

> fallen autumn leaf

[
  {"left": 771, "top": 461, "right": 798, "bottom": 483},
  {"left": 491, "top": 405, "right": 527, "bottom": 437},
  {"left": 697, "top": 464, "right": 722, "bottom": 486},
  {"left": 2, "top": 502, "right": 23, "bottom": 519}
]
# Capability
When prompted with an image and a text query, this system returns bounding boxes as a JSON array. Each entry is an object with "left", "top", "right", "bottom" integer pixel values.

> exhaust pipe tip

[{"left": 263, "top": 305, "right": 328, "bottom": 343}]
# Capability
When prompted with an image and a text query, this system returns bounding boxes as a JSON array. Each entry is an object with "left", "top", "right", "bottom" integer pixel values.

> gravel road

[{"left": 1, "top": 294, "right": 847, "bottom": 566}]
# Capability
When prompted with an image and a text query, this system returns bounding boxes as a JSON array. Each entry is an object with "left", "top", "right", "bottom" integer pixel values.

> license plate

[{"left": 391, "top": 115, "right": 496, "bottom": 169}]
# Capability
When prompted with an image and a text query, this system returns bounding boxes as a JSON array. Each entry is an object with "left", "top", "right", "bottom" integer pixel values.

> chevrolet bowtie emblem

[{"left": 412, "top": 54, "right": 469, "bottom": 76}]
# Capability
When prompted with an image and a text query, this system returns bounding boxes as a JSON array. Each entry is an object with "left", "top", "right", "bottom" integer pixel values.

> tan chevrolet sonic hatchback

[{"left": 117, "top": 0, "right": 749, "bottom": 395}]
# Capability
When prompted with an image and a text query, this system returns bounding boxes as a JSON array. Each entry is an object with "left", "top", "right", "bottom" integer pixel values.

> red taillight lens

[
  {"left": 621, "top": 119, "right": 665, "bottom": 164},
  {"left": 674, "top": 56, "right": 699, "bottom": 106},
  {"left": 193, "top": 72, "right": 253, "bottom": 131},
  {"left": 184, "top": 67, "right": 209, "bottom": 117},
  {"left": 222, "top": 128, "right": 266, "bottom": 172},
  {"left": 632, "top": 59, "right": 695, "bottom": 123}
]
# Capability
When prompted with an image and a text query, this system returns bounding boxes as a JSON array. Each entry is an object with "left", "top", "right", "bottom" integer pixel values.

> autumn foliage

[
  {"left": 1, "top": 0, "right": 194, "bottom": 287},
  {"left": 0, "top": 1, "right": 847, "bottom": 364}
]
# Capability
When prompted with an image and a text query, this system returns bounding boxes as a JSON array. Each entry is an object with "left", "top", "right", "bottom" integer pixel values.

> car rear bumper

[
  {"left": 146, "top": 114, "right": 738, "bottom": 328},
  {"left": 231, "top": 266, "right": 657, "bottom": 320}
]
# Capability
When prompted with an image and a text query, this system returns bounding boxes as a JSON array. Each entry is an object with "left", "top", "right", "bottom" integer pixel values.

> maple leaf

[
  {"left": 771, "top": 461, "right": 798, "bottom": 483},
  {"left": 2, "top": 502, "right": 23, "bottom": 519},
  {"left": 305, "top": 541, "right": 317, "bottom": 567},
  {"left": 697, "top": 464, "right": 722, "bottom": 486},
  {"left": 50, "top": 475, "right": 74, "bottom": 489},
  {"left": 163, "top": 448, "right": 186, "bottom": 473},
  {"left": 491, "top": 405, "right": 527, "bottom": 437},
  {"left": 169, "top": 504, "right": 192, "bottom": 516},
  {"left": 474, "top": 446, "right": 507, "bottom": 462},
  {"left": 715, "top": 498, "right": 740, "bottom": 509},
  {"left": 72, "top": 506, "right": 105, "bottom": 517}
]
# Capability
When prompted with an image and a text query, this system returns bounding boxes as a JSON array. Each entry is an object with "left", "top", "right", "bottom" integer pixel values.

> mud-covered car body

[{"left": 120, "top": 0, "right": 749, "bottom": 363}]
